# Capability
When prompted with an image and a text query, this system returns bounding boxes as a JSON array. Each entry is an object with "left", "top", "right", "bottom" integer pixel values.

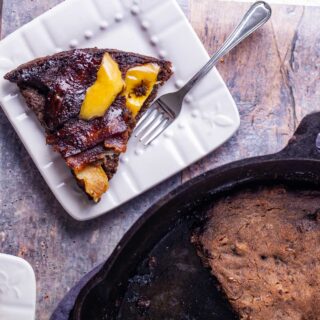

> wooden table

[{"left": 0, "top": 1, "right": 319, "bottom": 319}]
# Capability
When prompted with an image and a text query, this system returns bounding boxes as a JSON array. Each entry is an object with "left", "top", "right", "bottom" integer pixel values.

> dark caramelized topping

[{"left": 132, "top": 81, "right": 149, "bottom": 97}]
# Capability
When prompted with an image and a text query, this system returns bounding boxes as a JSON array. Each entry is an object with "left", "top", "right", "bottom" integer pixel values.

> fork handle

[{"left": 178, "top": 1, "right": 271, "bottom": 98}]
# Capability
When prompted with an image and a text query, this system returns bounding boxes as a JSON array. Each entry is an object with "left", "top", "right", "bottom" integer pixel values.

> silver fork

[{"left": 135, "top": 1, "right": 272, "bottom": 146}]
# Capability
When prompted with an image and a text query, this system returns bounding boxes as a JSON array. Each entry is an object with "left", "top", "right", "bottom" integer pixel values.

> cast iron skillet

[{"left": 52, "top": 112, "right": 320, "bottom": 320}]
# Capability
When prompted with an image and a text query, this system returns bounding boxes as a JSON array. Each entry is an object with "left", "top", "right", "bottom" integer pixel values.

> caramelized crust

[{"left": 5, "top": 49, "right": 172, "bottom": 131}]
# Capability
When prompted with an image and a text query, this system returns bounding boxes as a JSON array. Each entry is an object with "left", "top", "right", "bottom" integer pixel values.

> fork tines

[{"left": 135, "top": 101, "right": 172, "bottom": 146}]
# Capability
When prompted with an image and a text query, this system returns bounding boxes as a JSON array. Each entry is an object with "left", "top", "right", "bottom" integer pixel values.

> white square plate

[
  {"left": 0, "top": 0, "right": 239, "bottom": 221},
  {"left": 0, "top": 254, "right": 36, "bottom": 320}
]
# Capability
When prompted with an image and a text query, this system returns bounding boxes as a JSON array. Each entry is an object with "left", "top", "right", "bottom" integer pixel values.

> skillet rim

[{"left": 68, "top": 111, "right": 320, "bottom": 319}]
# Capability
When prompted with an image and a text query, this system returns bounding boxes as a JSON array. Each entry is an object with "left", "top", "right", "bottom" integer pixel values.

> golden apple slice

[
  {"left": 80, "top": 53, "right": 124, "bottom": 120},
  {"left": 124, "top": 63, "right": 160, "bottom": 117}
]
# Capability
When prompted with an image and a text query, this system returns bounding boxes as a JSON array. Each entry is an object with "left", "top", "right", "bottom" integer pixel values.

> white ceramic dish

[
  {"left": 0, "top": 0, "right": 239, "bottom": 220},
  {"left": 0, "top": 254, "right": 36, "bottom": 320}
]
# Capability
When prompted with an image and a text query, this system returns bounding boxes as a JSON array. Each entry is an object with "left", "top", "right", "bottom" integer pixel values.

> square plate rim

[{"left": 0, "top": 0, "right": 240, "bottom": 221}]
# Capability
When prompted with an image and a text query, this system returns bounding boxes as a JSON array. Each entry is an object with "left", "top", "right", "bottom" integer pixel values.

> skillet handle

[{"left": 275, "top": 112, "right": 320, "bottom": 160}]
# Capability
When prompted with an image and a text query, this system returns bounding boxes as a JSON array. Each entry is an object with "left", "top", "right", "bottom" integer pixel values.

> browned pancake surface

[
  {"left": 194, "top": 186, "right": 320, "bottom": 320},
  {"left": 5, "top": 48, "right": 172, "bottom": 181}
]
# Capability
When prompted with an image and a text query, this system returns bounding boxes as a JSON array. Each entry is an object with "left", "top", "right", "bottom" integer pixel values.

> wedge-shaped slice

[
  {"left": 5, "top": 48, "right": 172, "bottom": 202},
  {"left": 193, "top": 187, "right": 320, "bottom": 320},
  {"left": 79, "top": 53, "right": 125, "bottom": 120}
]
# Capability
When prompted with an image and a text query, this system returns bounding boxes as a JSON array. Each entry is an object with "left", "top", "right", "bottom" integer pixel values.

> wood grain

[
  {"left": 182, "top": 1, "right": 320, "bottom": 180},
  {"left": 0, "top": 1, "right": 320, "bottom": 319}
]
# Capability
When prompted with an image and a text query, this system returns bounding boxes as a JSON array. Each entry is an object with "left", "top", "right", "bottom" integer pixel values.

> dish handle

[{"left": 274, "top": 112, "right": 320, "bottom": 161}]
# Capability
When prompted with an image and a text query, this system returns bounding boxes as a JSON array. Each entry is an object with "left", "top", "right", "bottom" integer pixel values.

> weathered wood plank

[
  {"left": 1, "top": 0, "right": 62, "bottom": 36},
  {"left": 182, "top": 1, "right": 320, "bottom": 181}
]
